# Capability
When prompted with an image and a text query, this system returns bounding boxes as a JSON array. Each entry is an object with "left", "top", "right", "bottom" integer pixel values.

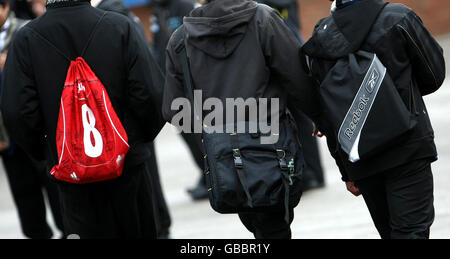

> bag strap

[
  {"left": 29, "top": 28, "right": 71, "bottom": 62},
  {"left": 230, "top": 133, "right": 254, "bottom": 208},
  {"left": 174, "top": 26, "right": 195, "bottom": 104},
  {"left": 275, "top": 145, "right": 292, "bottom": 223},
  {"left": 28, "top": 11, "right": 107, "bottom": 62},
  {"left": 175, "top": 26, "right": 205, "bottom": 135},
  {"left": 81, "top": 11, "right": 107, "bottom": 57}
]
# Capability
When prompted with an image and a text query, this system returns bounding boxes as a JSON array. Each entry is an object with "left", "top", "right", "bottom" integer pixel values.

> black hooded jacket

[
  {"left": 162, "top": 0, "right": 319, "bottom": 125},
  {"left": 303, "top": 0, "right": 445, "bottom": 181},
  {"left": 0, "top": 1, "right": 165, "bottom": 169}
]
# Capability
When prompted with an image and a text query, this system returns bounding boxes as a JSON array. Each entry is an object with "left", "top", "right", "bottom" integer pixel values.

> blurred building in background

[
  {"left": 123, "top": 0, "right": 450, "bottom": 44},
  {"left": 123, "top": 0, "right": 153, "bottom": 42},
  {"left": 298, "top": 0, "right": 450, "bottom": 38}
]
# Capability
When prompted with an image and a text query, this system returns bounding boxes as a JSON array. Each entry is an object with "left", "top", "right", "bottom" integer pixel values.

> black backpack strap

[
  {"left": 174, "top": 25, "right": 204, "bottom": 135},
  {"left": 28, "top": 28, "right": 71, "bottom": 62},
  {"left": 174, "top": 26, "right": 195, "bottom": 104},
  {"left": 275, "top": 144, "right": 292, "bottom": 224},
  {"left": 28, "top": 11, "right": 107, "bottom": 62},
  {"left": 81, "top": 11, "right": 107, "bottom": 57},
  {"left": 230, "top": 133, "right": 254, "bottom": 208}
]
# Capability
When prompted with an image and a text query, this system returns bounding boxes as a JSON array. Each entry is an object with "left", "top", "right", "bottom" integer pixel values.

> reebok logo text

[{"left": 345, "top": 95, "right": 370, "bottom": 140}]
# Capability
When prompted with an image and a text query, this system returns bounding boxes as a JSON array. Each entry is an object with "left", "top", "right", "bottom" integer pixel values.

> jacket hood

[
  {"left": 183, "top": 0, "right": 258, "bottom": 59},
  {"left": 303, "top": 0, "right": 388, "bottom": 59},
  {"left": 97, "top": 0, "right": 130, "bottom": 16}
]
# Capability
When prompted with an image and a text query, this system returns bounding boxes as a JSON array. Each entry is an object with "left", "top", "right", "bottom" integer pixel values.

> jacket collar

[{"left": 46, "top": 0, "right": 91, "bottom": 9}]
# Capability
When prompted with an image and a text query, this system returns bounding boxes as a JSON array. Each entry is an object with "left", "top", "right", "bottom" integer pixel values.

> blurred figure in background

[
  {"left": 9, "top": 0, "right": 44, "bottom": 20},
  {"left": 0, "top": 0, "right": 64, "bottom": 239},
  {"left": 9, "top": 0, "right": 35, "bottom": 19},
  {"left": 151, "top": 0, "right": 195, "bottom": 69},
  {"left": 26, "top": 0, "right": 45, "bottom": 16},
  {"left": 256, "top": 0, "right": 302, "bottom": 41},
  {"left": 93, "top": 0, "right": 146, "bottom": 37},
  {"left": 151, "top": 0, "right": 208, "bottom": 200},
  {"left": 257, "top": 0, "right": 325, "bottom": 191}
]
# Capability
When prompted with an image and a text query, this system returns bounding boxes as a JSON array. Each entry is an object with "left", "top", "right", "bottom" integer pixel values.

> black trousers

[
  {"left": 2, "top": 146, "right": 64, "bottom": 239},
  {"left": 355, "top": 159, "right": 434, "bottom": 239},
  {"left": 180, "top": 132, "right": 204, "bottom": 171},
  {"left": 58, "top": 163, "right": 157, "bottom": 239},
  {"left": 146, "top": 143, "right": 172, "bottom": 238},
  {"left": 238, "top": 208, "right": 294, "bottom": 239},
  {"left": 294, "top": 112, "right": 324, "bottom": 184}
]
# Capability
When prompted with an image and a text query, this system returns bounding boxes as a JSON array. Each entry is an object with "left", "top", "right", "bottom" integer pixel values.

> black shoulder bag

[{"left": 172, "top": 26, "right": 304, "bottom": 223}]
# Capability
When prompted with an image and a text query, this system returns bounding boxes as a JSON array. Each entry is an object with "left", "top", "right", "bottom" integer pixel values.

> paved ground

[{"left": 0, "top": 35, "right": 449, "bottom": 239}]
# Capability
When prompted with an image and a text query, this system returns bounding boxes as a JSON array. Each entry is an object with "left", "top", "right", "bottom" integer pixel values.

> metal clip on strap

[
  {"left": 230, "top": 134, "right": 253, "bottom": 208},
  {"left": 233, "top": 149, "right": 243, "bottom": 169},
  {"left": 276, "top": 149, "right": 288, "bottom": 171},
  {"left": 276, "top": 148, "right": 291, "bottom": 223}
]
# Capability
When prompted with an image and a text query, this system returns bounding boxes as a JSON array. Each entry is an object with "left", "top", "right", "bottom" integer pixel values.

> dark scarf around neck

[
  {"left": 46, "top": 0, "right": 91, "bottom": 8},
  {"left": 336, "top": 0, "right": 362, "bottom": 9}
]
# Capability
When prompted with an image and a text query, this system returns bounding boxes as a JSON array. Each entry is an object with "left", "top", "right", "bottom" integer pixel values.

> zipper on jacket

[
  {"left": 409, "top": 81, "right": 419, "bottom": 116},
  {"left": 396, "top": 24, "right": 439, "bottom": 89}
]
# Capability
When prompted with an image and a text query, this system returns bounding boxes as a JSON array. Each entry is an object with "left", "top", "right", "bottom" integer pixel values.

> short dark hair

[{"left": 0, "top": 0, "right": 9, "bottom": 8}]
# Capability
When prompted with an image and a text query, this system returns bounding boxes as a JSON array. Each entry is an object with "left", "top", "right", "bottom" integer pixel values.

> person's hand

[
  {"left": 312, "top": 123, "right": 324, "bottom": 137},
  {"left": 0, "top": 141, "right": 8, "bottom": 152},
  {"left": 345, "top": 181, "right": 361, "bottom": 197},
  {"left": 0, "top": 52, "right": 7, "bottom": 71},
  {"left": 27, "top": 0, "right": 46, "bottom": 17}
]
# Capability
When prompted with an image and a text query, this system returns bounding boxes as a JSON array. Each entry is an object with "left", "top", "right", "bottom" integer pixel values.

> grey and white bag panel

[{"left": 320, "top": 50, "right": 418, "bottom": 163}]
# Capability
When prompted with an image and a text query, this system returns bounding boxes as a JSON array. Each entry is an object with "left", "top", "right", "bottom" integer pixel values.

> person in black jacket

[
  {"left": 151, "top": 0, "right": 209, "bottom": 201},
  {"left": 163, "top": 0, "right": 319, "bottom": 239},
  {"left": 0, "top": 0, "right": 64, "bottom": 239},
  {"left": 303, "top": 0, "right": 445, "bottom": 239},
  {"left": 1, "top": 0, "right": 165, "bottom": 238}
]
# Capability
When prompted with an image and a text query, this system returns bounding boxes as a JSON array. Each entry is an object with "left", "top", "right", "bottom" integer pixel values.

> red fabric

[{"left": 50, "top": 57, "right": 129, "bottom": 184}]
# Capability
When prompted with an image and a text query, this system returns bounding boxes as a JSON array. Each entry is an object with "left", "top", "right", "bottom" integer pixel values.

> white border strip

[
  {"left": 102, "top": 90, "right": 129, "bottom": 147},
  {"left": 59, "top": 98, "right": 66, "bottom": 164}
]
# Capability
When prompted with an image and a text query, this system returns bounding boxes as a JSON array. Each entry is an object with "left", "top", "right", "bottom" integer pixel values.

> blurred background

[
  {"left": 0, "top": 0, "right": 449, "bottom": 239},
  {"left": 124, "top": 0, "right": 450, "bottom": 43}
]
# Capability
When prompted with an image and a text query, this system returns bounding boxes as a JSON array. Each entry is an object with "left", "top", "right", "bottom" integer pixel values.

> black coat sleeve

[
  {"left": 397, "top": 11, "right": 446, "bottom": 96},
  {"left": 125, "top": 21, "right": 165, "bottom": 141},
  {"left": 161, "top": 40, "right": 186, "bottom": 123},
  {"left": 1, "top": 28, "right": 46, "bottom": 161},
  {"left": 259, "top": 7, "right": 321, "bottom": 123}
]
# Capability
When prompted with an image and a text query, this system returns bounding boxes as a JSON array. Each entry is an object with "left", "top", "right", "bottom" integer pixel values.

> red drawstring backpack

[
  {"left": 37, "top": 13, "right": 130, "bottom": 184},
  {"left": 50, "top": 57, "right": 129, "bottom": 184}
]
